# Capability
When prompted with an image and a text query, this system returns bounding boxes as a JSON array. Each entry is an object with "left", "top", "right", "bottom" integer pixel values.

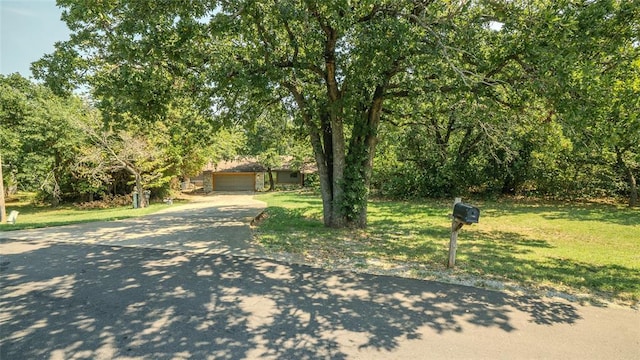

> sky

[{"left": 1, "top": 0, "right": 70, "bottom": 78}]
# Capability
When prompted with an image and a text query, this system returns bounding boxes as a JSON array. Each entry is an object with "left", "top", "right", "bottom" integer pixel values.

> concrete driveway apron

[{"left": 0, "top": 193, "right": 267, "bottom": 257}]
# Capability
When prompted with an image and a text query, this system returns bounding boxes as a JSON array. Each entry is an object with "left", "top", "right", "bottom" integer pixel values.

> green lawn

[
  {"left": 0, "top": 193, "right": 178, "bottom": 231},
  {"left": 254, "top": 191, "right": 640, "bottom": 305},
  {"left": 3, "top": 190, "right": 637, "bottom": 304}
]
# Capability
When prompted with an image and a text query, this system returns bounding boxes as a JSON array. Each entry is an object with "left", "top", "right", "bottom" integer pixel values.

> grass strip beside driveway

[
  {"left": 0, "top": 196, "right": 181, "bottom": 231},
  {"left": 254, "top": 191, "right": 640, "bottom": 306}
]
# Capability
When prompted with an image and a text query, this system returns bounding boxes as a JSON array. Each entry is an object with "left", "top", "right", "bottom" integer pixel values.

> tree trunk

[
  {"left": 135, "top": 173, "right": 147, "bottom": 208},
  {"left": 282, "top": 81, "right": 334, "bottom": 226},
  {"left": 0, "top": 153, "right": 6, "bottom": 224},
  {"left": 324, "top": 27, "right": 348, "bottom": 228},
  {"left": 616, "top": 148, "right": 638, "bottom": 207},
  {"left": 292, "top": 97, "right": 381, "bottom": 229},
  {"left": 318, "top": 109, "right": 334, "bottom": 226},
  {"left": 282, "top": 18, "right": 391, "bottom": 229},
  {"left": 624, "top": 166, "right": 638, "bottom": 207},
  {"left": 340, "top": 90, "right": 384, "bottom": 228},
  {"left": 117, "top": 159, "right": 147, "bottom": 209},
  {"left": 287, "top": 85, "right": 386, "bottom": 229},
  {"left": 50, "top": 179, "right": 61, "bottom": 207},
  {"left": 329, "top": 116, "right": 346, "bottom": 227},
  {"left": 267, "top": 167, "right": 275, "bottom": 191},
  {"left": 629, "top": 170, "right": 638, "bottom": 207}
]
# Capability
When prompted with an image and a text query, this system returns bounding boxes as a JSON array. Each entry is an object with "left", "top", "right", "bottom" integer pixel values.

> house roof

[
  {"left": 202, "top": 156, "right": 317, "bottom": 174},
  {"left": 276, "top": 156, "right": 317, "bottom": 174},
  {"left": 203, "top": 157, "right": 266, "bottom": 173}
]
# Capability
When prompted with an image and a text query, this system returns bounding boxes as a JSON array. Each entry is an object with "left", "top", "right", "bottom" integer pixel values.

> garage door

[{"left": 213, "top": 173, "right": 255, "bottom": 191}]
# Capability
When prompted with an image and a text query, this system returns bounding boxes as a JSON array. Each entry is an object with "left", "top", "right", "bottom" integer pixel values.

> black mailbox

[{"left": 453, "top": 203, "right": 480, "bottom": 224}]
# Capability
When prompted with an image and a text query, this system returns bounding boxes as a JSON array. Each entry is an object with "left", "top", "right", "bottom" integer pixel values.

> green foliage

[
  {"left": 256, "top": 192, "right": 640, "bottom": 304},
  {"left": 0, "top": 74, "right": 89, "bottom": 203},
  {"left": 0, "top": 74, "right": 216, "bottom": 205},
  {"left": 340, "top": 161, "right": 368, "bottom": 223},
  {"left": 517, "top": 0, "right": 640, "bottom": 204},
  {"left": 370, "top": 0, "right": 639, "bottom": 204},
  {"left": 32, "top": 0, "right": 640, "bottom": 218}
]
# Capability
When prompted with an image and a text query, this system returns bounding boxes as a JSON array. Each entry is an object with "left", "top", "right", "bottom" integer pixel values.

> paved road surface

[{"left": 1, "top": 194, "right": 638, "bottom": 359}]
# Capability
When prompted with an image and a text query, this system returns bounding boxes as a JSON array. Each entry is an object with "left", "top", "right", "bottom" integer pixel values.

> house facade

[
  {"left": 201, "top": 158, "right": 266, "bottom": 192},
  {"left": 274, "top": 170, "right": 303, "bottom": 186},
  {"left": 197, "top": 157, "right": 316, "bottom": 192}
]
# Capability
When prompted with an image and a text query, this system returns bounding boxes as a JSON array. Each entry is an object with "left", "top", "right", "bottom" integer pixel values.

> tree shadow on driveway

[
  {"left": 1, "top": 239, "right": 585, "bottom": 359},
  {"left": 0, "top": 204, "right": 266, "bottom": 257}
]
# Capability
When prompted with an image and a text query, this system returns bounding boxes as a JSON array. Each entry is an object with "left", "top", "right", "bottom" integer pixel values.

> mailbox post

[{"left": 448, "top": 198, "right": 480, "bottom": 268}]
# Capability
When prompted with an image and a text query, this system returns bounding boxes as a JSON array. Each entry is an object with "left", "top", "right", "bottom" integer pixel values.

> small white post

[
  {"left": 7, "top": 210, "right": 19, "bottom": 224},
  {"left": 448, "top": 197, "right": 462, "bottom": 268}
]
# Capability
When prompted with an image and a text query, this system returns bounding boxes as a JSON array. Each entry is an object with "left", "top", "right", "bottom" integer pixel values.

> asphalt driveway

[
  {"left": 1, "top": 193, "right": 639, "bottom": 359},
  {"left": 0, "top": 193, "right": 267, "bottom": 257}
]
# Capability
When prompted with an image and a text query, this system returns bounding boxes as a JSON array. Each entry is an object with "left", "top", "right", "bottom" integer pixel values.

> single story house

[
  {"left": 272, "top": 158, "right": 316, "bottom": 186},
  {"left": 197, "top": 157, "right": 316, "bottom": 192},
  {"left": 200, "top": 158, "right": 265, "bottom": 192}
]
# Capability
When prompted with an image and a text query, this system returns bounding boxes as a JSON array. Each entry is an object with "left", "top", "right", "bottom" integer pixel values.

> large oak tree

[
  {"left": 34, "top": 0, "right": 506, "bottom": 227},
  {"left": 34, "top": 0, "right": 639, "bottom": 226}
]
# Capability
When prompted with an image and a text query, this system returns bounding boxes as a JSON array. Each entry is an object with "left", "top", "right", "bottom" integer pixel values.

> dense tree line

[
  {"left": 16, "top": 0, "right": 640, "bottom": 223},
  {"left": 372, "top": 0, "right": 639, "bottom": 206},
  {"left": 0, "top": 74, "right": 247, "bottom": 206},
  {"left": 1, "top": 74, "right": 87, "bottom": 205}
]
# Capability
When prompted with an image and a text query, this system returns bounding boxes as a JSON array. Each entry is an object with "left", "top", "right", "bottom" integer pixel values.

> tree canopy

[
  {"left": 0, "top": 74, "right": 246, "bottom": 206},
  {"left": 32, "top": 0, "right": 640, "bottom": 223},
  {"left": 1, "top": 73, "right": 88, "bottom": 204}
]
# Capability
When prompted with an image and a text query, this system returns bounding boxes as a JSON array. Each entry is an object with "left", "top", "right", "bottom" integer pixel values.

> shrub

[{"left": 74, "top": 194, "right": 133, "bottom": 209}]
